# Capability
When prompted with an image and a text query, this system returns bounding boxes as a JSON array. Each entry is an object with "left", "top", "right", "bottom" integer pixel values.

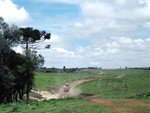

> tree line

[
  {"left": 0, "top": 17, "right": 51, "bottom": 103},
  {"left": 35, "top": 66, "right": 102, "bottom": 73}
]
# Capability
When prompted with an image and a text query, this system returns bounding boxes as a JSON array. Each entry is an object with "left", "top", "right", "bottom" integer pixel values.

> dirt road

[
  {"left": 31, "top": 77, "right": 97, "bottom": 101},
  {"left": 31, "top": 72, "right": 123, "bottom": 100}
]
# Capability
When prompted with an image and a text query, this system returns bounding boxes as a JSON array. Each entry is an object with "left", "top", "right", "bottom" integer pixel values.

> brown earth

[{"left": 119, "top": 99, "right": 150, "bottom": 108}]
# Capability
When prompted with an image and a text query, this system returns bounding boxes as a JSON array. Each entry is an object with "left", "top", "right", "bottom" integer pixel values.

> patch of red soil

[{"left": 120, "top": 99, "right": 150, "bottom": 108}]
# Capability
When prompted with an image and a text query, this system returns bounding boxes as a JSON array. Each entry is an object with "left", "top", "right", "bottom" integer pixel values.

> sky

[{"left": 0, "top": 0, "right": 150, "bottom": 69}]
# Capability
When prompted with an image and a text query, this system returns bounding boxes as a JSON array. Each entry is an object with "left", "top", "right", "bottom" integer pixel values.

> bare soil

[{"left": 119, "top": 99, "right": 150, "bottom": 108}]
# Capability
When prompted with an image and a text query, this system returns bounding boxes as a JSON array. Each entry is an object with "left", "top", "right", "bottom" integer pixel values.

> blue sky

[{"left": 1, "top": 0, "right": 150, "bottom": 69}]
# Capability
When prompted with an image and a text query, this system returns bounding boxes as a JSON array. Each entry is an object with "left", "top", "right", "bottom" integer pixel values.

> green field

[
  {"left": 77, "top": 69, "right": 150, "bottom": 101},
  {"left": 0, "top": 69, "right": 150, "bottom": 113},
  {"left": 34, "top": 69, "right": 106, "bottom": 90},
  {"left": 0, "top": 98, "right": 112, "bottom": 113},
  {"left": 34, "top": 69, "right": 150, "bottom": 101}
]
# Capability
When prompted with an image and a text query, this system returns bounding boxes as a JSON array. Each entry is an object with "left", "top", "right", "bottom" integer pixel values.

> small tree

[{"left": 63, "top": 66, "right": 66, "bottom": 72}]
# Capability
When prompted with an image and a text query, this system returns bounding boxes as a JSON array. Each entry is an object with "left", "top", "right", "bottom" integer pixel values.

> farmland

[{"left": 0, "top": 68, "right": 150, "bottom": 113}]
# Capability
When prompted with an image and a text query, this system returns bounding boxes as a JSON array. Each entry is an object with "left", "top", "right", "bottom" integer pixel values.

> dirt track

[
  {"left": 31, "top": 77, "right": 98, "bottom": 101},
  {"left": 62, "top": 75, "right": 123, "bottom": 98},
  {"left": 31, "top": 71, "right": 123, "bottom": 100}
]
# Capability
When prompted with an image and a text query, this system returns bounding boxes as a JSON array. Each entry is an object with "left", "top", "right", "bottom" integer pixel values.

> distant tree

[{"left": 63, "top": 66, "right": 66, "bottom": 72}]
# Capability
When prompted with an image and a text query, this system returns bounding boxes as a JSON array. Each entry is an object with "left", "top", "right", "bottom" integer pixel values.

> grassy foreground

[{"left": 0, "top": 98, "right": 112, "bottom": 113}]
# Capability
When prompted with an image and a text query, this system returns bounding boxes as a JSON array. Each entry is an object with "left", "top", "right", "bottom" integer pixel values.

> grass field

[
  {"left": 34, "top": 69, "right": 107, "bottom": 90},
  {"left": 112, "top": 100, "right": 150, "bottom": 113},
  {"left": 77, "top": 69, "right": 150, "bottom": 101},
  {"left": 34, "top": 69, "right": 150, "bottom": 101},
  {"left": 0, "top": 98, "right": 112, "bottom": 113}
]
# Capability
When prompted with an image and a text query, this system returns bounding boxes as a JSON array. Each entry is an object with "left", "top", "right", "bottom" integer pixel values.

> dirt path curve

[
  {"left": 31, "top": 72, "right": 123, "bottom": 100},
  {"left": 61, "top": 77, "right": 96, "bottom": 98},
  {"left": 31, "top": 78, "right": 97, "bottom": 101},
  {"left": 31, "top": 71, "right": 105, "bottom": 100}
]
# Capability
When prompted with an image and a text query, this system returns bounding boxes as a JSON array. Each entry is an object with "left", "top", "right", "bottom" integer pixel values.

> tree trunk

[{"left": 27, "top": 84, "right": 29, "bottom": 101}]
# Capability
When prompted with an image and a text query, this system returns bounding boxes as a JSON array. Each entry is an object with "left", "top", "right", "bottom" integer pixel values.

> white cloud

[
  {"left": 65, "top": 0, "right": 150, "bottom": 39},
  {"left": 13, "top": 35, "right": 150, "bottom": 69},
  {"left": 34, "top": 36, "right": 150, "bottom": 68},
  {"left": 12, "top": 46, "right": 23, "bottom": 54},
  {"left": 12, "top": 0, "right": 150, "bottom": 69},
  {"left": 0, "top": 0, "right": 31, "bottom": 26},
  {"left": 111, "top": 37, "right": 134, "bottom": 45},
  {"left": 44, "top": 34, "right": 70, "bottom": 49}
]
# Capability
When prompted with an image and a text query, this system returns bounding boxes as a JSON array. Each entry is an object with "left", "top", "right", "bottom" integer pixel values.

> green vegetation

[
  {"left": 34, "top": 69, "right": 105, "bottom": 90},
  {"left": 77, "top": 69, "right": 150, "bottom": 101},
  {"left": 29, "top": 92, "right": 42, "bottom": 99},
  {"left": 0, "top": 16, "right": 50, "bottom": 103},
  {"left": 0, "top": 98, "right": 112, "bottom": 113}
]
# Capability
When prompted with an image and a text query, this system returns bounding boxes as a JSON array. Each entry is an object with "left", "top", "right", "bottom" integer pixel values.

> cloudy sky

[{"left": 1, "top": 0, "right": 150, "bottom": 69}]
